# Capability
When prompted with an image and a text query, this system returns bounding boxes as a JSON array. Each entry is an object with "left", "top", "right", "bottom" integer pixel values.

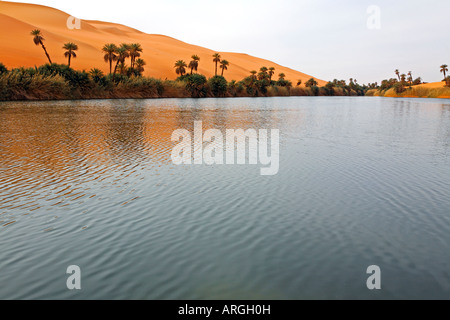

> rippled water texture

[{"left": 0, "top": 97, "right": 449, "bottom": 299}]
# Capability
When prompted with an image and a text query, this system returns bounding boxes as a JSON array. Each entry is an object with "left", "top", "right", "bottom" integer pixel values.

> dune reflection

[{"left": 0, "top": 100, "right": 283, "bottom": 226}]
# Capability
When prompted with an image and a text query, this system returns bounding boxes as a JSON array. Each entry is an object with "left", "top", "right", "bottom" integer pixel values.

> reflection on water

[{"left": 0, "top": 97, "right": 449, "bottom": 299}]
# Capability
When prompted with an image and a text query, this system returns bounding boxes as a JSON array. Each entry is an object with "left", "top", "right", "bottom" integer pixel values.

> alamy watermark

[
  {"left": 66, "top": 265, "right": 81, "bottom": 290},
  {"left": 171, "top": 121, "right": 280, "bottom": 176},
  {"left": 67, "top": 16, "right": 81, "bottom": 30},
  {"left": 64, "top": 264, "right": 380, "bottom": 293},
  {"left": 367, "top": 265, "right": 381, "bottom": 290},
  {"left": 367, "top": 5, "right": 381, "bottom": 30}
]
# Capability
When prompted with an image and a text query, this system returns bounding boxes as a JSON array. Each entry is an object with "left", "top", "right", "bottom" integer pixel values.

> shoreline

[{"left": 2, "top": 95, "right": 450, "bottom": 103}]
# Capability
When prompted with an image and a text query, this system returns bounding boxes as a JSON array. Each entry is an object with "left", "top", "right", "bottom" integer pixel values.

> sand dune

[
  {"left": 414, "top": 81, "right": 446, "bottom": 89},
  {"left": 0, "top": 1, "right": 325, "bottom": 84}
]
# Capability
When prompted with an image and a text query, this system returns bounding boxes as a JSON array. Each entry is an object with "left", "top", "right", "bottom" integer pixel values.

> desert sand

[
  {"left": 414, "top": 81, "right": 446, "bottom": 89},
  {"left": 0, "top": 1, "right": 326, "bottom": 85}
]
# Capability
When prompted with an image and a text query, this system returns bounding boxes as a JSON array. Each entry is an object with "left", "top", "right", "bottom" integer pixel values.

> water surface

[{"left": 0, "top": 97, "right": 449, "bottom": 299}]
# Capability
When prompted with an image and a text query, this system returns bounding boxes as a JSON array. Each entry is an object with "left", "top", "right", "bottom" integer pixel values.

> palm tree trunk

[
  {"left": 221, "top": 68, "right": 224, "bottom": 76},
  {"left": 109, "top": 59, "right": 112, "bottom": 74},
  {"left": 215, "top": 63, "right": 218, "bottom": 76},
  {"left": 68, "top": 54, "right": 71, "bottom": 67},
  {"left": 41, "top": 42, "right": 52, "bottom": 64},
  {"left": 113, "top": 60, "right": 120, "bottom": 81}
]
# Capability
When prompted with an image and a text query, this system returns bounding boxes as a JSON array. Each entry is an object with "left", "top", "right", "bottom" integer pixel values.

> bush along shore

[{"left": 0, "top": 63, "right": 369, "bottom": 101}]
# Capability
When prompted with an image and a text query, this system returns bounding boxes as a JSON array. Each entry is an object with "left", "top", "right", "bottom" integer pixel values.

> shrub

[
  {"left": 0, "top": 63, "right": 8, "bottom": 75},
  {"left": 161, "top": 80, "right": 189, "bottom": 98},
  {"left": 255, "top": 79, "right": 270, "bottom": 95},
  {"left": 37, "top": 64, "right": 92, "bottom": 97},
  {"left": 276, "top": 79, "right": 292, "bottom": 88},
  {"left": 290, "top": 87, "right": 311, "bottom": 96},
  {"left": 305, "top": 78, "right": 318, "bottom": 87},
  {"left": 184, "top": 74, "right": 208, "bottom": 98},
  {"left": 267, "top": 86, "right": 289, "bottom": 97},
  {"left": 413, "top": 77, "right": 422, "bottom": 86},
  {"left": 0, "top": 67, "right": 69, "bottom": 100},
  {"left": 208, "top": 75, "right": 228, "bottom": 97},
  {"left": 113, "top": 77, "right": 164, "bottom": 98},
  {"left": 393, "top": 82, "right": 406, "bottom": 94}
]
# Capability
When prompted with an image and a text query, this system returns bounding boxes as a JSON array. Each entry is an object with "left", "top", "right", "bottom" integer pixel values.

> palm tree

[
  {"left": 102, "top": 44, "right": 118, "bottom": 74},
  {"left": 407, "top": 71, "right": 413, "bottom": 85},
  {"left": 89, "top": 68, "right": 104, "bottom": 77},
  {"left": 135, "top": 58, "right": 146, "bottom": 74},
  {"left": 89, "top": 68, "right": 104, "bottom": 82},
  {"left": 113, "top": 44, "right": 130, "bottom": 80},
  {"left": 258, "top": 67, "right": 268, "bottom": 81},
  {"left": 212, "top": 53, "right": 221, "bottom": 76},
  {"left": 128, "top": 43, "right": 143, "bottom": 69},
  {"left": 120, "top": 43, "right": 131, "bottom": 65},
  {"left": 440, "top": 64, "right": 448, "bottom": 80},
  {"left": 279, "top": 73, "right": 286, "bottom": 80},
  {"left": 63, "top": 42, "right": 78, "bottom": 67},
  {"left": 31, "top": 29, "right": 52, "bottom": 64},
  {"left": 305, "top": 78, "right": 318, "bottom": 87},
  {"left": 220, "top": 60, "right": 229, "bottom": 76},
  {"left": 250, "top": 70, "right": 257, "bottom": 81},
  {"left": 118, "top": 62, "right": 127, "bottom": 75},
  {"left": 395, "top": 69, "right": 400, "bottom": 81},
  {"left": 297, "top": 79, "right": 302, "bottom": 86},
  {"left": 268, "top": 67, "right": 275, "bottom": 82},
  {"left": 400, "top": 74, "right": 406, "bottom": 84},
  {"left": 174, "top": 60, "right": 187, "bottom": 77},
  {"left": 189, "top": 55, "right": 200, "bottom": 74}
]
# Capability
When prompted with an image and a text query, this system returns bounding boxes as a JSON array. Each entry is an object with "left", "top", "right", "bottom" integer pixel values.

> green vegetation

[
  {"left": 220, "top": 60, "right": 229, "bottom": 77},
  {"left": 212, "top": 53, "right": 221, "bottom": 76},
  {"left": 129, "top": 43, "right": 143, "bottom": 69},
  {"left": 208, "top": 75, "right": 228, "bottom": 97},
  {"left": 31, "top": 29, "right": 52, "bottom": 64},
  {"left": 0, "top": 62, "right": 367, "bottom": 101},
  {"left": 440, "top": 64, "right": 448, "bottom": 80},
  {"left": 174, "top": 60, "right": 188, "bottom": 77},
  {"left": 63, "top": 42, "right": 78, "bottom": 67},
  {"left": 102, "top": 43, "right": 118, "bottom": 74},
  {"left": 189, "top": 55, "right": 200, "bottom": 74},
  {"left": 112, "top": 44, "right": 130, "bottom": 80},
  {"left": 0, "top": 28, "right": 404, "bottom": 101},
  {"left": 0, "top": 63, "right": 8, "bottom": 75},
  {"left": 185, "top": 74, "right": 208, "bottom": 98}
]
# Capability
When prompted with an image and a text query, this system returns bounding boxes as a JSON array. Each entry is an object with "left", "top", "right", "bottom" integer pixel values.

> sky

[{"left": 8, "top": 0, "right": 450, "bottom": 83}]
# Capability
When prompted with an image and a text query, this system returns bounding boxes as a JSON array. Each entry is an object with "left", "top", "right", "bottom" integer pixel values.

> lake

[{"left": 0, "top": 97, "right": 449, "bottom": 300}]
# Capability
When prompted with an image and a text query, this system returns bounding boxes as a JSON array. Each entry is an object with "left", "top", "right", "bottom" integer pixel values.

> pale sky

[{"left": 8, "top": 0, "right": 450, "bottom": 83}]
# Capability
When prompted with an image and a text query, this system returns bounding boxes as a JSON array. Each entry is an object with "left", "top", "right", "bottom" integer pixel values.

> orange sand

[
  {"left": 414, "top": 81, "right": 446, "bottom": 89},
  {"left": 0, "top": 1, "right": 326, "bottom": 85}
]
